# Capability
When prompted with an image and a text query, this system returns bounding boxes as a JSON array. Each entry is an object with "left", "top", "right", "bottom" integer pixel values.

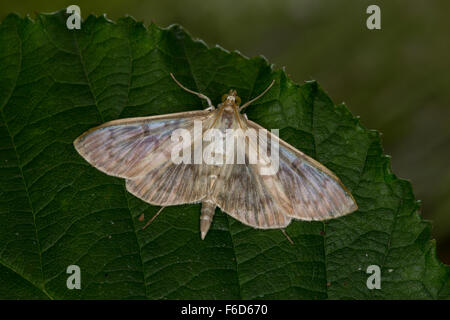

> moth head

[{"left": 221, "top": 89, "right": 241, "bottom": 106}]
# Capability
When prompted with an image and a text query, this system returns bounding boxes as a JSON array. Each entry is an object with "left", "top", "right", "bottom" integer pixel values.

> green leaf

[{"left": 0, "top": 10, "right": 448, "bottom": 299}]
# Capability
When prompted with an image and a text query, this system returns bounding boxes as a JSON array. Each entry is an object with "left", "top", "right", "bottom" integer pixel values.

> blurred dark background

[{"left": 2, "top": 0, "right": 449, "bottom": 263}]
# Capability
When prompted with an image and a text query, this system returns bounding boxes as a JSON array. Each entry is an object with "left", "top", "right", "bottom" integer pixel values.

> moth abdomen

[{"left": 200, "top": 199, "right": 216, "bottom": 240}]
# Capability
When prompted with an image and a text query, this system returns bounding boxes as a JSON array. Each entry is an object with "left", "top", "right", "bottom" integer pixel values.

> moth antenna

[
  {"left": 170, "top": 73, "right": 214, "bottom": 110},
  {"left": 281, "top": 229, "right": 294, "bottom": 245},
  {"left": 142, "top": 206, "right": 166, "bottom": 230},
  {"left": 239, "top": 80, "right": 275, "bottom": 111}
]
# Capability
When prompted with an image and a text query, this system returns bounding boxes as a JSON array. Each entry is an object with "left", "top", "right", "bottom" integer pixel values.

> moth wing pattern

[
  {"left": 246, "top": 120, "right": 358, "bottom": 222},
  {"left": 212, "top": 162, "right": 293, "bottom": 229},
  {"left": 207, "top": 117, "right": 357, "bottom": 230},
  {"left": 74, "top": 103, "right": 358, "bottom": 230},
  {"left": 210, "top": 130, "right": 292, "bottom": 229},
  {"left": 74, "top": 110, "right": 216, "bottom": 205}
]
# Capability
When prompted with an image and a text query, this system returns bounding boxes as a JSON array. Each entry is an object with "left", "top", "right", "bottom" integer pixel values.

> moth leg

[
  {"left": 281, "top": 229, "right": 294, "bottom": 245},
  {"left": 142, "top": 206, "right": 166, "bottom": 230},
  {"left": 170, "top": 73, "right": 214, "bottom": 110}
]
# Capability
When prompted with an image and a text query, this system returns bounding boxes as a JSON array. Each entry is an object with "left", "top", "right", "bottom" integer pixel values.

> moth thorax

[
  {"left": 223, "top": 105, "right": 234, "bottom": 113},
  {"left": 200, "top": 200, "right": 216, "bottom": 240}
]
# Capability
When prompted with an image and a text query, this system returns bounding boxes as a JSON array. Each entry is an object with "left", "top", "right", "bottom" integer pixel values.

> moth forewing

[
  {"left": 123, "top": 111, "right": 220, "bottom": 206},
  {"left": 246, "top": 120, "right": 358, "bottom": 220},
  {"left": 73, "top": 110, "right": 211, "bottom": 180}
]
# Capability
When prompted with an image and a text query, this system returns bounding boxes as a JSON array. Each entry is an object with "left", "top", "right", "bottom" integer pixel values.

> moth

[{"left": 74, "top": 73, "right": 357, "bottom": 240}]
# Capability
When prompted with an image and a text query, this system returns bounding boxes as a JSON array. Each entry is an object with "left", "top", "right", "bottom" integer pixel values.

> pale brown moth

[{"left": 74, "top": 73, "right": 358, "bottom": 240}]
